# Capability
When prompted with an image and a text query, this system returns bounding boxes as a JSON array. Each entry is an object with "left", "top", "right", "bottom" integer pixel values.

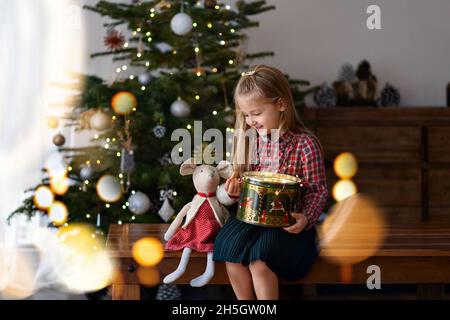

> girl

[{"left": 213, "top": 64, "right": 328, "bottom": 300}]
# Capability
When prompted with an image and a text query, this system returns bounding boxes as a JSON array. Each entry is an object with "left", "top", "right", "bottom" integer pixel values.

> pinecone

[
  {"left": 356, "top": 60, "right": 372, "bottom": 80},
  {"left": 314, "top": 83, "right": 336, "bottom": 107},
  {"left": 338, "top": 63, "right": 356, "bottom": 82},
  {"left": 156, "top": 284, "right": 182, "bottom": 300},
  {"left": 378, "top": 83, "right": 401, "bottom": 107}
]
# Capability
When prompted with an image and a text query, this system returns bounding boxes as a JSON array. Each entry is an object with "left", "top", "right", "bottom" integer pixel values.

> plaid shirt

[{"left": 251, "top": 131, "right": 328, "bottom": 229}]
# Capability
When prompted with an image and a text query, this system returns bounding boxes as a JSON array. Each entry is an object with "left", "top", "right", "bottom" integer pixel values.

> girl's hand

[
  {"left": 283, "top": 213, "right": 308, "bottom": 234},
  {"left": 224, "top": 172, "right": 242, "bottom": 198}
]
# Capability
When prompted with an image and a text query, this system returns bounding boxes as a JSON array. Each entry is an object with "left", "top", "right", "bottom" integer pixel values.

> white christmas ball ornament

[
  {"left": 89, "top": 111, "right": 111, "bottom": 131},
  {"left": 96, "top": 174, "right": 122, "bottom": 203},
  {"left": 128, "top": 191, "right": 151, "bottom": 215},
  {"left": 170, "top": 98, "right": 190, "bottom": 117},
  {"left": 80, "top": 166, "right": 94, "bottom": 180},
  {"left": 138, "top": 73, "right": 151, "bottom": 85},
  {"left": 170, "top": 13, "right": 193, "bottom": 36}
]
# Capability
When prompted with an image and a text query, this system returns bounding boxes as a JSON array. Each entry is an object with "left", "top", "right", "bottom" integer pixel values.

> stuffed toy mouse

[{"left": 163, "top": 158, "right": 233, "bottom": 287}]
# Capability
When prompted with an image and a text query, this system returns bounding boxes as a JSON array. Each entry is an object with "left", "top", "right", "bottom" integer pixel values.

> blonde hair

[{"left": 231, "top": 64, "right": 318, "bottom": 176}]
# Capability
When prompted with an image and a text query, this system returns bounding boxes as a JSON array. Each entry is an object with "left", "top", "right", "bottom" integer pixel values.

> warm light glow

[
  {"left": 132, "top": 237, "right": 164, "bottom": 267},
  {"left": 48, "top": 201, "right": 69, "bottom": 226},
  {"left": 34, "top": 186, "right": 54, "bottom": 209},
  {"left": 334, "top": 152, "right": 358, "bottom": 179},
  {"left": 332, "top": 179, "right": 357, "bottom": 202},
  {"left": 47, "top": 117, "right": 59, "bottom": 129},
  {"left": 319, "top": 194, "right": 387, "bottom": 267},
  {"left": 55, "top": 224, "right": 113, "bottom": 293},
  {"left": 111, "top": 91, "right": 137, "bottom": 115},
  {"left": 137, "top": 267, "right": 160, "bottom": 286},
  {"left": 50, "top": 174, "right": 69, "bottom": 195}
]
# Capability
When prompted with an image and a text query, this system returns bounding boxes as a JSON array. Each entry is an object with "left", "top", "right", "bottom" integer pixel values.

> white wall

[{"left": 82, "top": 0, "right": 450, "bottom": 106}]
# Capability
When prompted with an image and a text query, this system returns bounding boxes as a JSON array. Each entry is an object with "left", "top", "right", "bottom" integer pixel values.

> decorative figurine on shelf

[
  {"left": 163, "top": 158, "right": 233, "bottom": 287},
  {"left": 332, "top": 60, "right": 384, "bottom": 107}
]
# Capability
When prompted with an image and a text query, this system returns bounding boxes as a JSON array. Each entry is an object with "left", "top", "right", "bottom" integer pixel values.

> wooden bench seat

[{"left": 106, "top": 223, "right": 450, "bottom": 300}]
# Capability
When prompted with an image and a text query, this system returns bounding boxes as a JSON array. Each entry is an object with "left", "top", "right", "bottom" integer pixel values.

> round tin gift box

[{"left": 236, "top": 171, "right": 302, "bottom": 227}]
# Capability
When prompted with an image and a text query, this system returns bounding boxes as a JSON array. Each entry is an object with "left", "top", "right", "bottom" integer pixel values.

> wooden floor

[{"left": 106, "top": 223, "right": 450, "bottom": 300}]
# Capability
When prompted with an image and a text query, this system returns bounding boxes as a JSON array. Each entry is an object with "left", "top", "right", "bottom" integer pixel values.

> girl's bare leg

[
  {"left": 225, "top": 262, "right": 256, "bottom": 300},
  {"left": 249, "top": 260, "right": 279, "bottom": 300}
]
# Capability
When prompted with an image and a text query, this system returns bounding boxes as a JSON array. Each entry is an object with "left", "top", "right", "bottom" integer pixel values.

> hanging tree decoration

[
  {"left": 137, "top": 34, "right": 145, "bottom": 55},
  {"left": 104, "top": 26, "right": 125, "bottom": 51},
  {"left": 153, "top": 123, "right": 166, "bottom": 139},
  {"left": 53, "top": 133, "right": 66, "bottom": 147},
  {"left": 192, "top": 39, "right": 204, "bottom": 76},
  {"left": 128, "top": 191, "right": 152, "bottom": 215},
  {"left": 155, "top": 0, "right": 172, "bottom": 12},
  {"left": 158, "top": 189, "right": 175, "bottom": 222},
  {"left": 90, "top": 109, "right": 112, "bottom": 131},
  {"left": 170, "top": 97, "right": 191, "bottom": 117},
  {"left": 118, "top": 117, "right": 135, "bottom": 193},
  {"left": 170, "top": 2, "right": 193, "bottom": 36}
]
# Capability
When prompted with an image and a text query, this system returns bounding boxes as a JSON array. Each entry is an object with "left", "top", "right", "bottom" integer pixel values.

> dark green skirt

[{"left": 213, "top": 217, "right": 319, "bottom": 282}]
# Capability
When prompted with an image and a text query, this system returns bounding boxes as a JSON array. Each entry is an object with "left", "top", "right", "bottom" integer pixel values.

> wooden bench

[{"left": 106, "top": 223, "right": 450, "bottom": 300}]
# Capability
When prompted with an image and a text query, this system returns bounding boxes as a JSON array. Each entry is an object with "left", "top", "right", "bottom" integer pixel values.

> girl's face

[{"left": 237, "top": 94, "right": 285, "bottom": 135}]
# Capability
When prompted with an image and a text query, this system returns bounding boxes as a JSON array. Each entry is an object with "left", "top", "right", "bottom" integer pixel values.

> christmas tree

[{"left": 10, "top": 0, "right": 317, "bottom": 233}]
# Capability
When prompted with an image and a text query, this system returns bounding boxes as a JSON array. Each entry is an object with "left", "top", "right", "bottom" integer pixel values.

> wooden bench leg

[
  {"left": 112, "top": 284, "right": 141, "bottom": 300},
  {"left": 417, "top": 284, "right": 445, "bottom": 300}
]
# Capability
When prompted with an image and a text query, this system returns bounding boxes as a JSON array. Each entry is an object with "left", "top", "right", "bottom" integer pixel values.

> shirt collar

[{"left": 258, "top": 130, "right": 292, "bottom": 144}]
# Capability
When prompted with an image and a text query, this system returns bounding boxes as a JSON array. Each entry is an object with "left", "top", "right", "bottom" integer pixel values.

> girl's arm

[{"left": 299, "top": 135, "right": 329, "bottom": 229}]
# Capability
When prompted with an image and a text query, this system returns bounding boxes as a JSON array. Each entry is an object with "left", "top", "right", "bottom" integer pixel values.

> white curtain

[{"left": 0, "top": 0, "right": 85, "bottom": 238}]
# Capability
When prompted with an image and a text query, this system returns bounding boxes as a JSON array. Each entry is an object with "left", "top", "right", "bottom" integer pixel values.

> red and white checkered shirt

[{"left": 251, "top": 131, "right": 328, "bottom": 229}]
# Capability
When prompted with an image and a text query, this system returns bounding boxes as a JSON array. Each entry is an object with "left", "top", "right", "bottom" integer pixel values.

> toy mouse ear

[
  {"left": 216, "top": 160, "right": 233, "bottom": 179},
  {"left": 180, "top": 158, "right": 197, "bottom": 176}
]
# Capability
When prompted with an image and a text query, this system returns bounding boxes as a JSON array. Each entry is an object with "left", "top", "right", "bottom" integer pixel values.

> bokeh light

[
  {"left": 55, "top": 223, "right": 113, "bottom": 293},
  {"left": 111, "top": 91, "right": 137, "bottom": 115},
  {"left": 48, "top": 201, "right": 69, "bottom": 226},
  {"left": 332, "top": 179, "right": 357, "bottom": 202},
  {"left": 50, "top": 174, "right": 70, "bottom": 195},
  {"left": 137, "top": 267, "right": 160, "bottom": 287},
  {"left": 132, "top": 237, "right": 164, "bottom": 267},
  {"left": 334, "top": 152, "right": 358, "bottom": 179},
  {"left": 33, "top": 185, "right": 54, "bottom": 209},
  {"left": 319, "top": 194, "right": 387, "bottom": 267},
  {"left": 96, "top": 174, "right": 122, "bottom": 203},
  {"left": 47, "top": 117, "right": 59, "bottom": 129}
]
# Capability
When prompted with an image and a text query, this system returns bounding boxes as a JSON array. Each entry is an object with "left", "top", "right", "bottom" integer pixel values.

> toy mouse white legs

[
  {"left": 190, "top": 252, "right": 215, "bottom": 287},
  {"left": 163, "top": 247, "right": 192, "bottom": 284}
]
